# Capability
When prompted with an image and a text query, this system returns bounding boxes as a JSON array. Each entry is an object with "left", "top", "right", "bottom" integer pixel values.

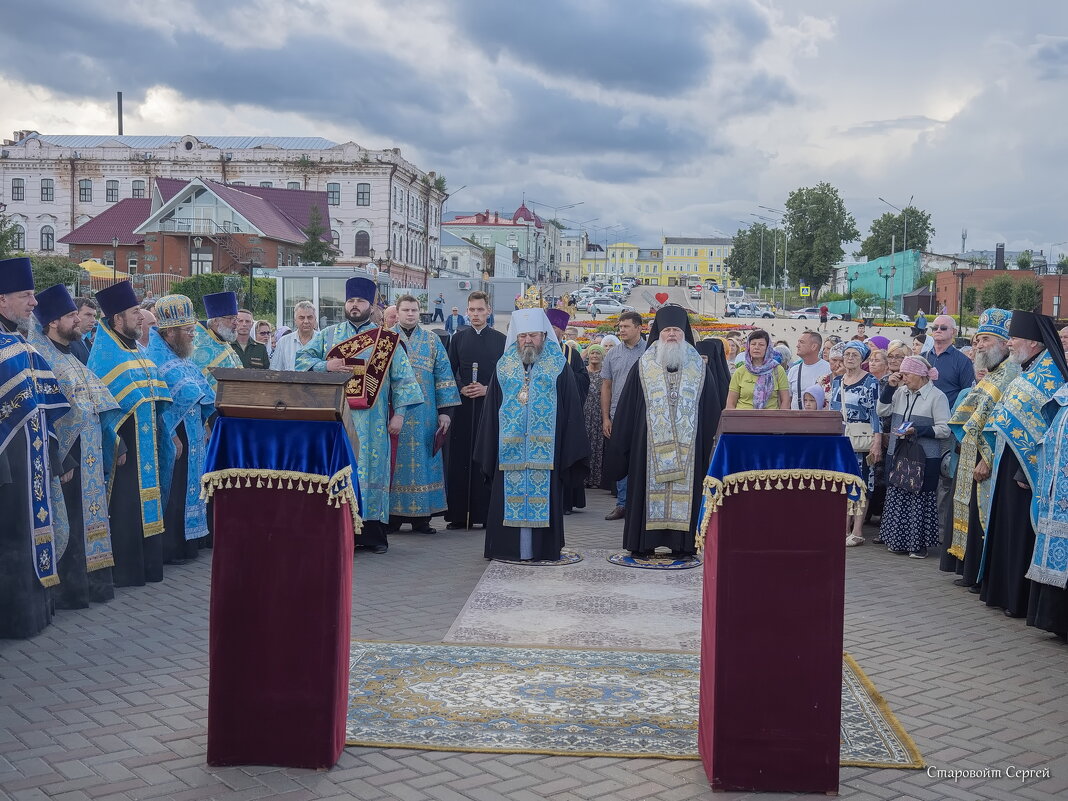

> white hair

[{"left": 294, "top": 300, "right": 316, "bottom": 315}]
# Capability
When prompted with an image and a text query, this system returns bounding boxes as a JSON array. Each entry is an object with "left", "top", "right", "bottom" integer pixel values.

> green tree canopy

[
  {"left": 28, "top": 254, "right": 81, "bottom": 291},
  {"left": 979, "top": 275, "right": 1016, "bottom": 311},
  {"left": 170, "top": 273, "right": 276, "bottom": 319},
  {"left": 0, "top": 209, "right": 20, "bottom": 259},
  {"left": 783, "top": 182, "right": 859, "bottom": 302},
  {"left": 299, "top": 205, "right": 336, "bottom": 265},
  {"left": 963, "top": 286, "right": 979, "bottom": 315},
  {"left": 856, "top": 206, "right": 934, "bottom": 261},
  {"left": 1012, "top": 278, "right": 1042, "bottom": 312},
  {"left": 1015, "top": 250, "right": 1032, "bottom": 271},
  {"left": 724, "top": 222, "right": 776, "bottom": 289}
]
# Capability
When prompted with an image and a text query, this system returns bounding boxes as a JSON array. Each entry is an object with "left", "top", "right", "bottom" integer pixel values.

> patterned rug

[
  {"left": 606, "top": 551, "right": 703, "bottom": 570},
  {"left": 444, "top": 548, "right": 704, "bottom": 651},
  {"left": 494, "top": 548, "right": 583, "bottom": 566},
  {"left": 345, "top": 641, "right": 924, "bottom": 768}
]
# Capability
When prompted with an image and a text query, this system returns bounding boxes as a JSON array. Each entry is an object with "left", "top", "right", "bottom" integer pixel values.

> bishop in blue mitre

[{"left": 296, "top": 276, "right": 423, "bottom": 554}]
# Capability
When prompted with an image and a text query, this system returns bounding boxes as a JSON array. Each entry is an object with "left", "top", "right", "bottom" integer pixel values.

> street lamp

[
  {"left": 848, "top": 270, "right": 859, "bottom": 318},
  {"left": 953, "top": 260, "right": 972, "bottom": 333},
  {"left": 368, "top": 247, "right": 393, "bottom": 274},
  {"left": 191, "top": 235, "right": 203, "bottom": 275},
  {"left": 111, "top": 236, "right": 119, "bottom": 281},
  {"left": 877, "top": 264, "right": 896, "bottom": 322}
]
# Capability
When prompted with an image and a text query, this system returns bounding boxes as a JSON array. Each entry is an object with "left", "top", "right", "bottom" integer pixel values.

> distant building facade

[
  {"left": 442, "top": 204, "right": 552, "bottom": 280},
  {"left": 661, "top": 236, "right": 734, "bottom": 286},
  {"left": 0, "top": 131, "right": 445, "bottom": 283}
]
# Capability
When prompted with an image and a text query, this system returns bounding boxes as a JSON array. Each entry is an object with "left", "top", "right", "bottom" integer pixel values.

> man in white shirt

[
  {"left": 270, "top": 300, "right": 318, "bottom": 371},
  {"left": 788, "top": 330, "right": 832, "bottom": 409}
]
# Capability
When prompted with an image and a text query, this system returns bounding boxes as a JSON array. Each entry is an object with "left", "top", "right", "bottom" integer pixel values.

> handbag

[
  {"left": 844, "top": 421, "right": 874, "bottom": 453},
  {"left": 888, "top": 439, "right": 926, "bottom": 493}
]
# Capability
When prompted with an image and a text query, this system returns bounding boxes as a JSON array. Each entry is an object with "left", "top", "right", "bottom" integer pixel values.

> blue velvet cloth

[
  {"left": 706, "top": 434, "right": 864, "bottom": 501},
  {"left": 205, "top": 418, "right": 358, "bottom": 496}
]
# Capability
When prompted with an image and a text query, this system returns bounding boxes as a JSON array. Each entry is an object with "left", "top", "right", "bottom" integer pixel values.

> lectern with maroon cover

[
  {"left": 695, "top": 410, "right": 864, "bottom": 794},
  {"left": 204, "top": 370, "right": 361, "bottom": 769}
]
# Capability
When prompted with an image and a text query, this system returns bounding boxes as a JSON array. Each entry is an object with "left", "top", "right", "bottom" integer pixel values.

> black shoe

[
  {"left": 446, "top": 522, "right": 465, "bottom": 530},
  {"left": 952, "top": 578, "right": 970, "bottom": 587},
  {"left": 370, "top": 544, "right": 388, "bottom": 554},
  {"left": 968, "top": 585, "right": 981, "bottom": 594},
  {"left": 563, "top": 509, "right": 572, "bottom": 515},
  {"left": 414, "top": 525, "right": 436, "bottom": 535},
  {"left": 605, "top": 506, "right": 625, "bottom": 521}
]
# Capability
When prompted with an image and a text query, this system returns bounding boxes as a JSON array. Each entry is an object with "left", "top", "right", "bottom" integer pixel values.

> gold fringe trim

[
  {"left": 696, "top": 469, "right": 868, "bottom": 552},
  {"left": 40, "top": 574, "right": 60, "bottom": 588},
  {"left": 200, "top": 466, "right": 362, "bottom": 535},
  {"left": 842, "top": 653, "right": 926, "bottom": 769},
  {"left": 947, "top": 544, "right": 965, "bottom": 559},
  {"left": 142, "top": 520, "right": 165, "bottom": 538}
]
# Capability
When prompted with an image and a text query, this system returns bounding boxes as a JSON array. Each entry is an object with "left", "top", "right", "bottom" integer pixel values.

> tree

[
  {"left": 299, "top": 206, "right": 335, "bottom": 265},
  {"left": 170, "top": 273, "right": 277, "bottom": 319},
  {"left": 1012, "top": 278, "right": 1042, "bottom": 312},
  {"left": 1058, "top": 254, "right": 1068, "bottom": 275},
  {"left": 28, "top": 254, "right": 81, "bottom": 290},
  {"left": 850, "top": 288, "right": 880, "bottom": 317},
  {"left": 433, "top": 175, "right": 447, "bottom": 193},
  {"left": 914, "top": 270, "right": 937, "bottom": 291},
  {"left": 1016, "top": 250, "right": 1033, "bottom": 271},
  {"left": 963, "top": 286, "right": 979, "bottom": 315},
  {"left": 783, "top": 182, "right": 859, "bottom": 302},
  {"left": 980, "top": 275, "right": 1016, "bottom": 311},
  {"left": 724, "top": 222, "right": 775, "bottom": 289},
  {"left": 856, "top": 206, "right": 935, "bottom": 261},
  {"left": 0, "top": 208, "right": 20, "bottom": 259}
]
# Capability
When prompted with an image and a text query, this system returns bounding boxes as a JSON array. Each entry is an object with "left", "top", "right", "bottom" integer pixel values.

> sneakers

[
  {"left": 845, "top": 534, "right": 865, "bottom": 547},
  {"left": 605, "top": 506, "right": 625, "bottom": 521},
  {"left": 909, "top": 548, "right": 928, "bottom": 559}
]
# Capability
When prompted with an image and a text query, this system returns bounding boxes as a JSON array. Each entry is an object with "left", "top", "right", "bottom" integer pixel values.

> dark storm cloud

[
  {"left": 448, "top": 0, "right": 720, "bottom": 95},
  {"left": 1032, "top": 36, "right": 1068, "bottom": 80},
  {"left": 0, "top": 0, "right": 464, "bottom": 148}
]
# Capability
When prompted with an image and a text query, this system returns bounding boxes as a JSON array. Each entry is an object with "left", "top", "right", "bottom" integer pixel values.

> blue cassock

[
  {"left": 145, "top": 329, "right": 216, "bottom": 541},
  {"left": 389, "top": 325, "right": 461, "bottom": 519},
  {"left": 295, "top": 320, "right": 423, "bottom": 523}
]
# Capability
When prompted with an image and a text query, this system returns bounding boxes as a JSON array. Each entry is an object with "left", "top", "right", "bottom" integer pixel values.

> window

[
  {"left": 40, "top": 225, "right": 54, "bottom": 251},
  {"left": 331, "top": 229, "right": 340, "bottom": 250},
  {"left": 11, "top": 178, "right": 24, "bottom": 201},
  {"left": 40, "top": 179, "right": 54, "bottom": 202},
  {"left": 231, "top": 181, "right": 245, "bottom": 186},
  {"left": 327, "top": 183, "right": 340, "bottom": 205},
  {"left": 131, "top": 180, "right": 145, "bottom": 198},
  {"left": 288, "top": 181, "right": 301, "bottom": 190},
  {"left": 106, "top": 180, "right": 119, "bottom": 202},
  {"left": 355, "top": 231, "right": 370, "bottom": 257},
  {"left": 260, "top": 181, "right": 273, "bottom": 188},
  {"left": 565, "top": 253, "right": 571, "bottom": 263},
  {"left": 356, "top": 183, "right": 370, "bottom": 206},
  {"left": 128, "top": 256, "right": 138, "bottom": 273},
  {"left": 451, "top": 256, "right": 459, "bottom": 272},
  {"left": 79, "top": 179, "right": 92, "bottom": 202},
  {"left": 14, "top": 224, "right": 25, "bottom": 250}
]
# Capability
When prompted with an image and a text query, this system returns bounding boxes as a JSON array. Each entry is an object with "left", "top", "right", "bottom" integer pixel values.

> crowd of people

[{"left": 4, "top": 251, "right": 1067, "bottom": 644}]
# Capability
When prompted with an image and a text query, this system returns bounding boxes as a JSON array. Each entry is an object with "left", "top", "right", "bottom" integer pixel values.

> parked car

[
  {"left": 589, "top": 298, "right": 635, "bottom": 315},
  {"left": 725, "top": 303, "right": 774, "bottom": 319},
  {"left": 790, "top": 306, "right": 842, "bottom": 320}
]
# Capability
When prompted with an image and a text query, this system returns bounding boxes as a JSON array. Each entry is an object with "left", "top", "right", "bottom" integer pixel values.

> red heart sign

[{"left": 654, "top": 292, "right": 669, "bottom": 304}]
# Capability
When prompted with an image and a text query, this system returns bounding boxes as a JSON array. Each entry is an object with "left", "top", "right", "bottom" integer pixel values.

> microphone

[{"left": 471, "top": 362, "right": 479, "bottom": 385}]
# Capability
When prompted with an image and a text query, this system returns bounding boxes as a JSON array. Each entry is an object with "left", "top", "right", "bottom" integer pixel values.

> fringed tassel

[{"left": 257, "top": 477, "right": 263, "bottom": 488}]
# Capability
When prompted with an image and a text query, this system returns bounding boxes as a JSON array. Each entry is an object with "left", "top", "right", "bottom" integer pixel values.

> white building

[
  {"left": 558, "top": 229, "right": 587, "bottom": 281},
  {"left": 0, "top": 131, "right": 446, "bottom": 279},
  {"left": 439, "top": 229, "right": 483, "bottom": 279}
]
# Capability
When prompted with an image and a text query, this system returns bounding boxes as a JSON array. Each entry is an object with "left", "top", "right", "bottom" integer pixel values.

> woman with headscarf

[
  {"left": 723, "top": 337, "right": 741, "bottom": 373},
  {"left": 831, "top": 340, "right": 882, "bottom": 546},
  {"left": 912, "top": 333, "right": 934, "bottom": 357},
  {"left": 726, "top": 329, "right": 790, "bottom": 410},
  {"left": 582, "top": 344, "right": 607, "bottom": 488},
  {"left": 876, "top": 356, "right": 951, "bottom": 558},
  {"left": 821, "top": 342, "right": 846, "bottom": 401}
]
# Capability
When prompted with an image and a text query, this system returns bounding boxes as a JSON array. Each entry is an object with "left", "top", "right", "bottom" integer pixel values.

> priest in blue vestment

[
  {"left": 146, "top": 294, "right": 216, "bottom": 564},
  {"left": 0, "top": 257, "right": 71, "bottom": 638},
  {"left": 980, "top": 310, "right": 1067, "bottom": 618},
  {"left": 474, "top": 308, "right": 588, "bottom": 562},
  {"left": 87, "top": 280, "right": 172, "bottom": 587},
  {"left": 388, "top": 294, "right": 460, "bottom": 534},
  {"left": 191, "top": 291, "right": 243, "bottom": 391},
  {"left": 29, "top": 284, "right": 120, "bottom": 610},
  {"left": 296, "top": 276, "right": 423, "bottom": 553}
]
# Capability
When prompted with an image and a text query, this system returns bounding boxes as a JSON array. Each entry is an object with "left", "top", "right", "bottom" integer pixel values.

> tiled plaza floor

[{"left": 2, "top": 489, "right": 1067, "bottom": 801}]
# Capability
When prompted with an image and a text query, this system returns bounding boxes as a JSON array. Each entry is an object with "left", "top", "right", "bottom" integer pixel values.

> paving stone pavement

[{"left": 2, "top": 489, "right": 1066, "bottom": 801}]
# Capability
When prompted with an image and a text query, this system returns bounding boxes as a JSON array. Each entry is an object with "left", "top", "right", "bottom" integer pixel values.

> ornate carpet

[
  {"left": 345, "top": 641, "right": 924, "bottom": 768},
  {"left": 444, "top": 548, "right": 704, "bottom": 651}
]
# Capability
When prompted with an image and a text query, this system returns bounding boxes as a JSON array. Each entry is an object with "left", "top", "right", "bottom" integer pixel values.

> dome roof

[{"left": 512, "top": 204, "right": 543, "bottom": 228}]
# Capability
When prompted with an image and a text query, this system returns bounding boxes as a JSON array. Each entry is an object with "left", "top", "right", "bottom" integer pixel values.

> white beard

[
  {"left": 213, "top": 323, "right": 236, "bottom": 343},
  {"left": 653, "top": 340, "right": 684, "bottom": 371},
  {"left": 520, "top": 342, "right": 542, "bottom": 366},
  {"left": 974, "top": 344, "right": 1008, "bottom": 373}
]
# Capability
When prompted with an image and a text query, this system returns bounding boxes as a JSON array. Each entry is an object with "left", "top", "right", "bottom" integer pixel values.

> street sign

[{"left": 799, "top": 285, "right": 811, "bottom": 297}]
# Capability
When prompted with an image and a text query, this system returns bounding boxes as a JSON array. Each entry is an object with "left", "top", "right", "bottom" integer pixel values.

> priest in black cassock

[
  {"left": 474, "top": 309, "right": 589, "bottom": 562},
  {"left": 445, "top": 291, "right": 506, "bottom": 529},
  {"left": 606, "top": 305, "right": 723, "bottom": 558},
  {"left": 546, "top": 308, "right": 590, "bottom": 515}
]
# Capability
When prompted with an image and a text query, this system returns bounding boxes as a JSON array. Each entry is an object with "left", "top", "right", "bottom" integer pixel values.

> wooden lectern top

[
  {"left": 213, "top": 368, "right": 358, "bottom": 450},
  {"left": 717, "top": 409, "right": 843, "bottom": 436}
]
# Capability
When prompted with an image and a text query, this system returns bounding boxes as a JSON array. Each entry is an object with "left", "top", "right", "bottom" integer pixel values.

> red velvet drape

[
  {"left": 207, "top": 486, "right": 354, "bottom": 769},
  {"left": 698, "top": 488, "right": 846, "bottom": 793}
]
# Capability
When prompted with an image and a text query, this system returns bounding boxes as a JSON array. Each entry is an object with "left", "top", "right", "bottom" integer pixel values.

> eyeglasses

[{"left": 931, "top": 325, "right": 952, "bottom": 331}]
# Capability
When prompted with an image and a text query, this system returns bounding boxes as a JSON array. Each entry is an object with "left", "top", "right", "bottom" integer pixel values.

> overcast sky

[{"left": 2, "top": 1, "right": 1066, "bottom": 259}]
